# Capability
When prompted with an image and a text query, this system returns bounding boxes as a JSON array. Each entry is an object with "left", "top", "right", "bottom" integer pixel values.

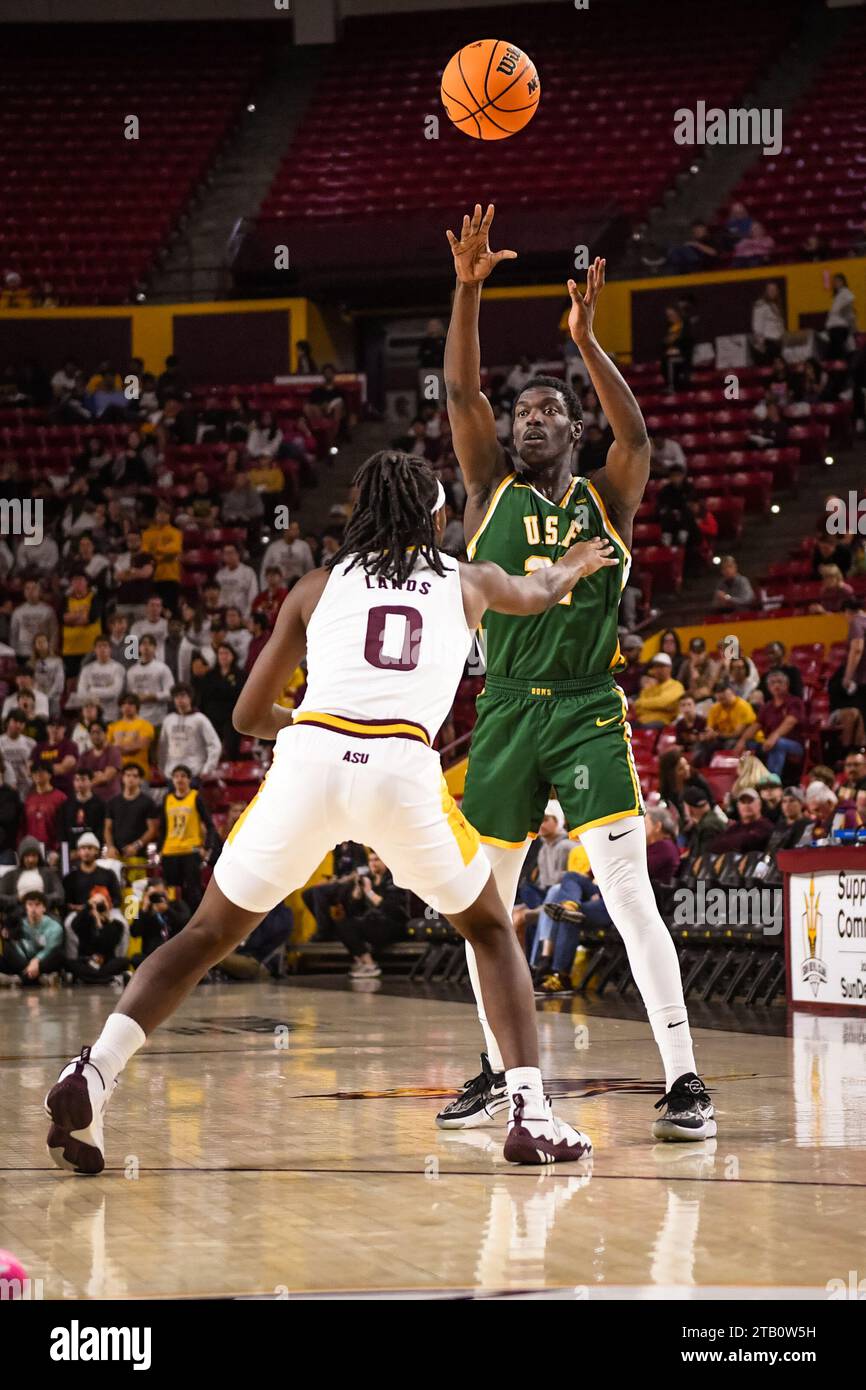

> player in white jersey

[{"left": 45, "top": 451, "right": 616, "bottom": 1172}]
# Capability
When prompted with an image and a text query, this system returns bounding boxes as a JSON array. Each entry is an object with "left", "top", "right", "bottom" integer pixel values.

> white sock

[
  {"left": 649, "top": 1005, "right": 697, "bottom": 1091},
  {"left": 506, "top": 1066, "right": 546, "bottom": 1119},
  {"left": 579, "top": 820, "right": 697, "bottom": 1090},
  {"left": 87, "top": 1013, "right": 147, "bottom": 1090},
  {"left": 465, "top": 840, "right": 532, "bottom": 1074}
]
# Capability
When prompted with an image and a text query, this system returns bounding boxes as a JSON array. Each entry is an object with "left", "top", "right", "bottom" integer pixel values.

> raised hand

[
  {"left": 446, "top": 203, "right": 517, "bottom": 285},
  {"left": 567, "top": 257, "right": 606, "bottom": 346},
  {"left": 559, "top": 536, "right": 618, "bottom": 579}
]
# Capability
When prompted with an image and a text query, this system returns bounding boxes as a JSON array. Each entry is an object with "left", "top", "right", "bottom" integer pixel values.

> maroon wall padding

[
  {"left": 0, "top": 316, "right": 132, "bottom": 370},
  {"left": 631, "top": 277, "right": 788, "bottom": 364},
  {"left": 172, "top": 310, "right": 291, "bottom": 384}
]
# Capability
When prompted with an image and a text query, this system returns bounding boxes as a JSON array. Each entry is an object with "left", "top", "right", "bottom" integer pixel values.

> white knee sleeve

[{"left": 579, "top": 819, "right": 685, "bottom": 1017}]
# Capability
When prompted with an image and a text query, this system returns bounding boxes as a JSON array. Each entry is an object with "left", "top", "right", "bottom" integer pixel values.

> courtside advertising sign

[{"left": 789, "top": 871, "right": 866, "bottom": 1009}]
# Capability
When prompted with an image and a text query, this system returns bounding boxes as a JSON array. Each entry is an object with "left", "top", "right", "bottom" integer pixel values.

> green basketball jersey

[{"left": 467, "top": 471, "right": 630, "bottom": 682}]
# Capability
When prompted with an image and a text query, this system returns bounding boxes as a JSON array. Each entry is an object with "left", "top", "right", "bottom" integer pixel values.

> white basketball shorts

[{"left": 213, "top": 722, "right": 490, "bottom": 917}]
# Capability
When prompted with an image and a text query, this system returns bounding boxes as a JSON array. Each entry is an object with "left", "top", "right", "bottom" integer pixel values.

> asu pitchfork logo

[{"left": 801, "top": 877, "right": 827, "bottom": 997}]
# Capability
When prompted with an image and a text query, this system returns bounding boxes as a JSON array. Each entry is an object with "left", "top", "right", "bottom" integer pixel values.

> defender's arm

[
  {"left": 232, "top": 569, "right": 327, "bottom": 739},
  {"left": 460, "top": 538, "right": 617, "bottom": 624}
]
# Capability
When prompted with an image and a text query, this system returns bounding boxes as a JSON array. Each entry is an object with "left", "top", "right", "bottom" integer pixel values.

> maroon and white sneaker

[
  {"left": 503, "top": 1091, "right": 592, "bottom": 1165},
  {"left": 45, "top": 1046, "right": 114, "bottom": 1175}
]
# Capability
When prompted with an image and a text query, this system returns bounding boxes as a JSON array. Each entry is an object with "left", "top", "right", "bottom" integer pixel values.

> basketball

[
  {"left": 0, "top": 1251, "right": 29, "bottom": 1299},
  {"left": 440, "top": 39, "right": 540, "bottom": 140}
]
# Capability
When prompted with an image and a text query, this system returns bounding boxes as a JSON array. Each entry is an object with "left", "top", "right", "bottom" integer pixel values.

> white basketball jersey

[{"left": 295, "top": 553, "right": 474, "bottom": 744}]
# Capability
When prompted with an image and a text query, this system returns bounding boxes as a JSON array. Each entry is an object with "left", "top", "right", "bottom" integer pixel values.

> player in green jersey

[{"left": 437, "top": 205, "right": 714, "bottom": 1143}]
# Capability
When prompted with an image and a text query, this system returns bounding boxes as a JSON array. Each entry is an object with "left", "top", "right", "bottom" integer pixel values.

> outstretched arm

[
  {"left": 232, "top": 569, "right": 327, "bottom": 739},
  {"left": 461, "top": 538, "right": 617, "bottom": 625},
  {"left": 444, "top": 204, "right": 516, "bottom": 513},
  {"left": 567, "top": 258, "right": 650, "bottom": 533}
]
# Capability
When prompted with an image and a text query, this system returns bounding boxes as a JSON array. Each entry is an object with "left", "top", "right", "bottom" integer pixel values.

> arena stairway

[
  {"left": 640, "top": 0, "right": 851, "bottom": 267},
  {"left": 149, "top": 44, "right": 327, "bottom": 302}
]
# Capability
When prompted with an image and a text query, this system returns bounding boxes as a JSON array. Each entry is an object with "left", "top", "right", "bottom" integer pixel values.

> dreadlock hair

[
  {"left": 327, "top": 450, "right": 448, "bottom": 586},
  {"left": 514, "top": 374, "right": 583, "bottom": 425}
]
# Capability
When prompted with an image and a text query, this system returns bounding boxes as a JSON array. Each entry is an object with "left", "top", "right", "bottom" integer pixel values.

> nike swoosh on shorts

[{"left": 608, "top": 828, "right": 635, "bottom": 841}]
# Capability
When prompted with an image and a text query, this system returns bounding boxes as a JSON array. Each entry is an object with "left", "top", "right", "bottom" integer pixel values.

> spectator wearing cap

[
  {"left": 633, "top": 652, "right": 686, "bottom": 727},
  {"left": 514, "top": 801, "right": 573, "bottom": 965},
  {"left": 674, "top": 694, "right": 707, "bottom": 753},
  {"left": 756, "top": 772, "right": 784, "bottom": 823},
  {"left": 708, "top": 788, "right": 774, "bottom": 853},
  {"left": 616, "top": 635, "right": 645, "bottom": 699},
  {"left": 22, "top": 765, "right": 67, "bottom": 852},
  {"left": 59, "top": 769, "right": 106, "bottom": 852},
  {"left": 32, "top": 715, "right": 79, "bottom": 797},
  {"left": 682, "top": 787, "right": 729, "bottom": 858},
  {"left": 0, "top": 836, "right": 64, "bottom": 914},
  {"left": 751, "top": 669, "right": 806, "bottom": 777},
  {"left": 65, "top": 885, "right": 129, "bottom": 985},
  {"left": 711, "top": 555, "right": 755, "bottom": 612},
  {"left": 0, "top": 882, "right": 64, "bottom": 985},
  {"left": 62, "top": 831, "right": 120, "bottom": 912},
  {"left": 80, "top": 719, "right": 123, "bottom": 802},
  {"left": 107, "top": 693, "right": 155, "bottom": 779},
  {"left": 157, "top": 685, "right": 222, "bottom": 781},
  {"left": 694, "top": 681, "right": 758, "bottom": 766},
  {"left": 766, "top": 786, "right": 811, "bottom": 854},
  {"left": 677, "top": 636, "right": 720, "bottom": 704}
]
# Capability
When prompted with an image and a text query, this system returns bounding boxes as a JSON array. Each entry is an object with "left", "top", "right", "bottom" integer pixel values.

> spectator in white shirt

[
  {"left": 156, "top": 685, "right": 222, "bottom": 780},
  {"left": 10, "top": 578, "right": 58, "bottom": 658},
  {"left": 14, "top": 534, "right": 59, "bottom": 578},
  {"left": 259, "top": 521, "right": 314, "bottom": 585},
  {"left": 826, "top": 273, "right": 857, "bottom": 357},
  {"left": 125, "top": 635, "right": 175, "bottom": 727},
  {"left": 750, "top": 282, "right": 786, "bottom": 364},
  {"left": 247, "top": 411, "right": 283, "bottom": 459},
  {"left": 222, "top": 607, "right": 252, "bottom": 667},
  {"left": 71, "top": 635, "right": 126, "bottom": 722},
  {"left": 215, "top": 543, "right": 258, "bottom": 617},
  {"left": 31, "top": 633, "right": 65, "bottom": 718},
  {"left": 131, "top": 596, "right": 168, "bottom": 661},
  {"left": 649, "top": 433, "right": 687, "bottom": 477},
  {"left": 0, "top": 710, "right": 36, "bottom": 797},
  {"left": 2, "top": 672, "right": 49, "bottom": 721}
]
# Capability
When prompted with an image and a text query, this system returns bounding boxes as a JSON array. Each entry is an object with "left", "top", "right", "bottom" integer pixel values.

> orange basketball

[{"left": 440, "top": 39, "right": 540, "bottom": 140}]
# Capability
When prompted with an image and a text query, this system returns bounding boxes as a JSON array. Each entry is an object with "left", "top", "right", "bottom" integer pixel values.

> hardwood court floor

[{"left": 2, "top": 980, "right": 865, "bottom": 1300}]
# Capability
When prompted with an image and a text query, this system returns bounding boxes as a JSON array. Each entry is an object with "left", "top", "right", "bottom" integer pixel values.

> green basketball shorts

[{"left": 460, "top": 672, "right": 645, "bottom": 846}]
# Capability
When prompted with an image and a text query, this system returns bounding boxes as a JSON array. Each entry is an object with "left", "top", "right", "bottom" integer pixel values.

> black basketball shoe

[
  {"left": 652, "top": 1072, "right": 717, "bottom": 1142},
  {"left": 435, "top": 1052, "right": 509, "bottom": 1129}
]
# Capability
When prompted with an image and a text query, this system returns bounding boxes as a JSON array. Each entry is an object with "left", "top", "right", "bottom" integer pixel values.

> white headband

[{"left": 431, "top": 480, "right": 446, "bottom": 514}]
